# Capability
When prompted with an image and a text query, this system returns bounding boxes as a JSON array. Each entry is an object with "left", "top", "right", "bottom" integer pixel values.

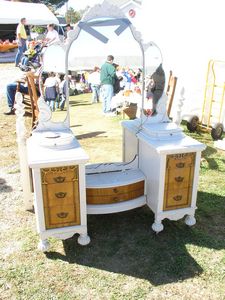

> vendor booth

[
  {"left": 17, "top": 1, "right": 206, "bottom": 252},
  {"left": 0, "top": 1, "right": 59, "bottom": 43}
]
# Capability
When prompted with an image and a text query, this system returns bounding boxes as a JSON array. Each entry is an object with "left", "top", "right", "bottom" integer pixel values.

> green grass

[{"left": 0, "top": 92, "right": 225, "bottom": 299}]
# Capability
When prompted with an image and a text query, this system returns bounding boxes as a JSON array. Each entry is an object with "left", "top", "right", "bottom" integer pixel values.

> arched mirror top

[{"left": 38, "top": 0, "right": 164, "bottom": 131}]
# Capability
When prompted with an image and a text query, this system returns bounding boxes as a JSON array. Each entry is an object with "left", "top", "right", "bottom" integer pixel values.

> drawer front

[
  {"left": 42, "top": 182, "right": 79, "bottom": 207},
  {"left": 87, "top": 189, "right": 144, "bottom": 204},
  {"left": 44, "top": 205, "right": 79, "bottom": 229},
  {"left": 163, "top": 187, "right": 192, "bottom": 210},
  {"left": 167, "top": 153, "right": 195, "bottom": 170},
  {"left": 165, "top": 167, "right": 194, "bottom": 190},
  {"left": 41, "top": 166, "right": 79, "bottom": 184},
  {"left": 87, "top": 181, "right": 144, "bottom": 197}
]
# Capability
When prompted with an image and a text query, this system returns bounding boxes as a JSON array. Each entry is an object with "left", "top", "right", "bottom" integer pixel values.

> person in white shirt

[
  {"left": 45, "top": 24, "right": 60, "bottom": 45},
  {"left": 88, "top": 67, "right": 101, "bottom": 103}
]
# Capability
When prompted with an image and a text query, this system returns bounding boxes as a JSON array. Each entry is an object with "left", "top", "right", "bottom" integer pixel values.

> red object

[{"left": 129, "top": 9, "right": 136, "bottom": 18}]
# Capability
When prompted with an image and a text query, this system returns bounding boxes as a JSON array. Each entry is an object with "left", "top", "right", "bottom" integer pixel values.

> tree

[
  {"left": 40, "top": 0, "right": 68, "bottom": 9},
  {"left": 65, "top": 8, "right": 82, "bottom": 24}
]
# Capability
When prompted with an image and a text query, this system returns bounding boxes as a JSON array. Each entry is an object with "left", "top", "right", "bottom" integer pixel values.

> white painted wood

[
  {"left": 27, "top": 130, "right": 90, "bottom": 251},
  {"left": 122, "top": 120, "right": 206, "bottom": 232},
  {"left": 87, "top": 196, "right": 146, "bottom": 215},
  {"left": 122, "top": 126, "right": 139, "bottom": 163},
  {"left": 86, "top": 168, "right": 145, "bottom": 189},
  {"left": 15, "top": 92, "right": 33, "bottom": 210},
  {"left": 86, "top": 155, "right": 138, "bottom": 174},
  {"left": 27, "top": 133, "right": 89, "bottom": 168}
]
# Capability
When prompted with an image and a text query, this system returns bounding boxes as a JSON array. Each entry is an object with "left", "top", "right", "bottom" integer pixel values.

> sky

[{"left": 57, "top": 0, "right": 104, "bottom": 14}]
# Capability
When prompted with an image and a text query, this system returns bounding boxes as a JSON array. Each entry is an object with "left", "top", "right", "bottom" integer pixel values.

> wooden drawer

[
  {"left": 165, "top": 167, "right": 194, "bottom": 190},
  {"left": 41, "top": 166, "right": 79, "bottom": 184},
  {"left": 167, "top": 153, "right": 195, "bottom": 170},
  {"left": 44, "top": 204, "right": 80, "bottom": 229},
  {"left": 42, "top": 182, "right": 78, "bottom": 207},
  {"left": 87, "top": 181, "right": 144, "bottom": 204},
  {"left": 163, "top": 187, "right": 192, "bottom": 211}
]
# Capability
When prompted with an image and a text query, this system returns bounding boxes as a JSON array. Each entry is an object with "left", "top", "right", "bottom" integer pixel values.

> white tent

[{"left": 0, "top": 1, "right": 59, "bottom": 25}]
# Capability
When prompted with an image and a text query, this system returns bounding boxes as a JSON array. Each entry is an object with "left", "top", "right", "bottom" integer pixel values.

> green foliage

[
  {"left": 39, "top": 0, "right": 68, "bottom": 9},
  {"left": 31, "top": 26, "right": 45, "bottom": 34},
  {"left": 65, "top": 7, "right": 82, "bottom": 24}
]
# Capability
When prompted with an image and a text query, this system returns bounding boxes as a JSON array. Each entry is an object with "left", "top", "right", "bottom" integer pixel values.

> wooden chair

[
  {"left": 16, "top": 72, "right": 39, "bottom": 130},
  {"left": 166, "top": 70, "right": 178, "bottom": 117},
  {"left": 26, "top": 72, "right": 39, "bottom": 129}
]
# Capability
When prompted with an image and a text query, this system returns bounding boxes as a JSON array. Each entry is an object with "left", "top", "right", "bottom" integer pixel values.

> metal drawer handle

[
  {"left": 173, "top": 195, "right": 182, "bottom": 201},
  {"left": 54, "top": 176, "right": 66, "bottom": 183},
  {"left": 176, "top": 162, "right": 185, "bottom": 168},
  {"left": 175, "top": 176, "right": 184, "bottom": 182},
  {"left": 113, "top": 188, "right": 118, "bottom": 193},
  {"left": 57, "top": 212, "right": 68, "bottom": 218},
  {"left": 113, "top": 197, "right": 119, "bottom": 201},
  {"left": 55, "top": 192, "right": 67, "bottom": 198}
]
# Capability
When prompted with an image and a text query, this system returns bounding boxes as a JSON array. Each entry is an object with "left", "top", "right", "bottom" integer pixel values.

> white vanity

[{"left": 20, "top": 2, "right": 206, "bottom": 251}]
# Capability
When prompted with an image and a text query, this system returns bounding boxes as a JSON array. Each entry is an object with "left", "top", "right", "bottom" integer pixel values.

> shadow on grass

[
  {"left": 0, "top": 177, "right": 13, "bottom": 193},
  {"left": 69, "top": 100, "right": 91, "bottom": 107},
  {"left": 46, "top": 191, "right": 225, "bottom": 286},
  {"left": 76, "top": 131, "right": 106, "bottom": 140}
]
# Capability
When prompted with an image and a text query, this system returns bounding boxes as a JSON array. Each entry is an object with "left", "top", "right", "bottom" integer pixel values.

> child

[{"left": 20, "top": 41, "right": 36, "bottom": 67}]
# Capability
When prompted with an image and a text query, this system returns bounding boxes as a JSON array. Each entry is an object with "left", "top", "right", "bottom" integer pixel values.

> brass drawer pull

[
  {"left": 175, "top": 176, "right": 184, "bottom": 182},
  {"left": 55, "top": 192, "right": 67, "bottom": 198},
  {"left": 57, "top": 212, "right": 69, "bottom": 218},
  {"left": 53, "top": 176, "right": 66, "bottom": 183},
  {"left": 113, "top": 197, "right": 119, "bottom": 201},
  {"left": 176, "top": 162, "right": 185, "bottom": 168},
  {"left": 173, "top": 195, "right": 182, "bottom": 201},
  {"left": 113, "top": 188, "right": 118, "bottom": 193}
]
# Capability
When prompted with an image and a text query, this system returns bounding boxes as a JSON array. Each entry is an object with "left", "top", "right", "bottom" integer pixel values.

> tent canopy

[{"left": 0, "top": 1, "right": 59, "bottom": 25}]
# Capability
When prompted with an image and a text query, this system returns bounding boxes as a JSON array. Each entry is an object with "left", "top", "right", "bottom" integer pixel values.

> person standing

[
  {"left": 44, "top": 72, "right": 59, "bottom": 111},
  {"left": 100, "top": 55, "right": 116, "bottom": 115},
  {"left": 15, "top": 18, "right": 27, "bottom": 67},
  {"left": 88, "top": 67, "right": 101, "bottom": 103}
]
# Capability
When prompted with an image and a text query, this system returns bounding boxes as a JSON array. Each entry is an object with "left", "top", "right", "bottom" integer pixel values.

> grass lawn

[{"left": 0, "top": 90, "right": 225, "bottom": 299}]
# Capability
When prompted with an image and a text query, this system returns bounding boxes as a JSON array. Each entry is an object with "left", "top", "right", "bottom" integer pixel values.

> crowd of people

[
  {"left": 4, "top": 17, "right": 161, "bottom": 118},
  {"left": 3, "top": 18, "right": 73, "bottom": 115}
]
